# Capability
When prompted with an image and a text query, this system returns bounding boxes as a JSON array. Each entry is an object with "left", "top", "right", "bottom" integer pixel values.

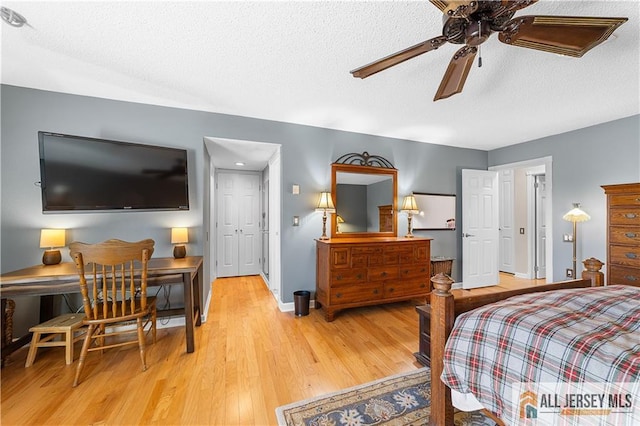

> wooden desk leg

[
  {"left": 193, "top": 264, "right": 202, "bottom": 327},
  {"left": 183, "top": 271, "right": 195, "bottom": 353}
]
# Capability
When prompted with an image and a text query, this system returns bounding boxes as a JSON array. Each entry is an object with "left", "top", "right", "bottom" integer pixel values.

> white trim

[{"left": 200, "top": 286, "right": 212, "bottom": 323}]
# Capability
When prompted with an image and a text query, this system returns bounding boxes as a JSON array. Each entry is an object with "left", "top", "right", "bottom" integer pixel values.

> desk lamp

[
  {"left": 171, "top": 227, "right": 188, "bottom": 258},
  {"left": 40, "top": 229, "right": 66, "bottom": 265}
]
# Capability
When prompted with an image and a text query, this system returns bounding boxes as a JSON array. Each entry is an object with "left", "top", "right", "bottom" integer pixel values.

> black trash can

[{"left": 293, "top": 290, "right": 311, "bottom": 316}]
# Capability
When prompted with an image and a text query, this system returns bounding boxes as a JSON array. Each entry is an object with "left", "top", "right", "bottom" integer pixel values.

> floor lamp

[{"left": 562, "top": 203, "right": 591, "bottom": 277}]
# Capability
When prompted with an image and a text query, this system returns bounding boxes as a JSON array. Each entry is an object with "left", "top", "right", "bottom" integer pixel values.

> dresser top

[
  {"left": 601, "top": 182, "right": 640, "bottom": 194},
  {"left": 316, "top": 237, "right": 432, "bottom": 244}
]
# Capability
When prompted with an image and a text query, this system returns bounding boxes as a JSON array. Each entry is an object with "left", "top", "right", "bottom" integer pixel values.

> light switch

[
  {"left": 292, "top": 184, "right": 300, "bottom": 195},
  {"left": 293, "top": 216, "right": 299, "bottom": 226}
]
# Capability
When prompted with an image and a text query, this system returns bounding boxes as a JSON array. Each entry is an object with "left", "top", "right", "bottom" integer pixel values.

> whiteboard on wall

[{"left": 412, "top": 193, "right": 456, "bottom": 230}]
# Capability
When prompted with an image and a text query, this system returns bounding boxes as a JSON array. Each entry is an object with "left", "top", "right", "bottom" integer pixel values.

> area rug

[{"left": 275, "top": 367, "right": 496, "bottom": 426}]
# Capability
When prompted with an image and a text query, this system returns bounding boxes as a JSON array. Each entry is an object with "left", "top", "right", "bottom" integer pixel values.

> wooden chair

[{"left": 69, "top": 239, "right": 157, "bottom": 387}]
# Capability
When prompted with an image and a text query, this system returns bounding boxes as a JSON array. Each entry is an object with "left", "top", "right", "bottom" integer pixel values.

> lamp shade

[
  {"left": 39, "top": 229, "right": 66, "bottom": 248},
  {"left": 315, "top": 192, "right": 335, "bottom": 213},
  {"left": 171, "top": 227, "right": 189, "bottom": 244},
  {"left": 401, "top": 195, "right": 419, "bottom": 214},
  {"left": 562, "top": 203, "right": 591, "bottom": 223}
]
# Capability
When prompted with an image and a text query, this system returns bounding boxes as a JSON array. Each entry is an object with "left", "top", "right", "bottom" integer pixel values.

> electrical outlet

[
  {"left": 563, "top": 234, "right": 573, "bottom": 242},
  {"left": 566, "top": 268, "right": 574, "bottom": 278},
  {"left": 519, "top": 228, "right": 525, "bottom": 235}
]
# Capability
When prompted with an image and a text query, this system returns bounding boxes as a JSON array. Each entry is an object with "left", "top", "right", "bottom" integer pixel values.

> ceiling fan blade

[
  {"left": 430, "top": 1, "right": 478, "bottom": 18},
  {"left": 351, "top": 36, "right": 448, "bottom": 79},
  {"left": 489, "top": 0, "right": 539, "bottom": 20},
  {"left": 498, "top": 15, "right": 628, "bottom": 57},
  {"left": 434, "top": 45, "right": 477, "bottom": 101}
]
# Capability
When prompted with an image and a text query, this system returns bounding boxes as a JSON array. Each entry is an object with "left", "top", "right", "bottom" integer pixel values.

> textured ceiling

[{"left": 2, "top": 1, "right": 639, "bottom": 152}]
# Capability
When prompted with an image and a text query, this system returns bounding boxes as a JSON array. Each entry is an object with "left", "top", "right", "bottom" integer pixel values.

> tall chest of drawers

[
  {"left": 602, "top": 183, "right": 640, "bottom": 287},
  {"left": 316, "top": 237, "right": 431, "bottom": 321}
]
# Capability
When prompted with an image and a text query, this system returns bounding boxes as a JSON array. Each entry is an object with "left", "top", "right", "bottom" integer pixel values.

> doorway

[
  {"left": 203, "top": 137, "right": 282, "bottom": 301},
  {"left": 490, "top": 156, "right": 554, "bottom": 283}
]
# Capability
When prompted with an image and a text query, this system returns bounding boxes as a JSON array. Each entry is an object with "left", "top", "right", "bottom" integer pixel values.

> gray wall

[
  {"left": 1, "top": 84, "right": 485, "bottom": 335},
  {"left": 488, "top": 115, "right": 640, "bottom": 281}
]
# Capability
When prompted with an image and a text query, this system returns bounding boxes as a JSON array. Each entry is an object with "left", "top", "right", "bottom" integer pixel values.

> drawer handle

[
  {"left": 336, "top": 293, "right": 342, "bottom": 298},
  {"left": 336, "top": 275, "right": 342, "bottom": 281},
  {"left": 625, "top": 275, "right": 638, "bottom": 282},
  {"left": 357, "top": 274, "right": 363, "bottom": 280},
  {"left": 625, "top": 213, "right": 637, "bottom": 219},
  {"left": 373, "top": 289, "right": 379, "bottom": 295},
  {"left": 388, "top": 287, "right": 394, "bottom": 293},
  {"left": 381, "top": 272, "right": 387, "bottom": 277},
  {"left": 420, "top": 283, "right": 426, "bottom": 288},
  {"left": 421, "top": 268, "right": 426, "bottom": 273},
  {"left": 625, "top": 253, "right": 637, "bottom": 259},
  {"left": 625, "top": 232, "right": 638, "bottom": 239}
]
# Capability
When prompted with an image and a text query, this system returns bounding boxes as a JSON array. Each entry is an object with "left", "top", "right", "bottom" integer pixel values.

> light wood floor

[{"left": 1, "top": 273, "right": 541, "bottom": 425}]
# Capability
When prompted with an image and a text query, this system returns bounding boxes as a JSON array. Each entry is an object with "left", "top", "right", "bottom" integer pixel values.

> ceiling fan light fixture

[{"left": 1, "top": 6, "right": 27, "bottom": 28}]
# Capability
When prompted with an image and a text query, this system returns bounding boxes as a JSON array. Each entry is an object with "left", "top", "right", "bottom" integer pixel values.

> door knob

[{"left": 463, "top": 233, "right": 475, "bottom": 238}]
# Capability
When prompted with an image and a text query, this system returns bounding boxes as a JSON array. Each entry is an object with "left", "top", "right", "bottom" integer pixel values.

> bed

[{"left": 428, "top": 270, "right": 640, "bottom": 425}]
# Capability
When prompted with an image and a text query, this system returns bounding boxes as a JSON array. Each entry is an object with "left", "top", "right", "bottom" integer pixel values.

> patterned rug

[{"left": 275, "top": 367, "right": 496, "bottom": 426}]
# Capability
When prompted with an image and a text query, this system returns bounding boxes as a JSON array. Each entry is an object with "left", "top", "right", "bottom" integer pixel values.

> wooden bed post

[
  {"left": 582, "top": 257, "right": 605, "bottom": 286},
  {"left": 429, "top": 272, "right": 455, "bottom": 426}
]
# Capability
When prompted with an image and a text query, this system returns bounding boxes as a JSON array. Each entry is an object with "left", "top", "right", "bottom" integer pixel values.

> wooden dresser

[
  {"left": 315, "top": 237, "right": 431, "bottom": 321},
  {"left": 602, "top": 183, "right": 640, "bottom": 287}
]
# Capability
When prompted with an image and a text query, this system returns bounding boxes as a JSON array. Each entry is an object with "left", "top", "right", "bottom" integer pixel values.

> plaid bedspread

[{"left": 441, "top": 285, "right": 640, "bottom": 424}]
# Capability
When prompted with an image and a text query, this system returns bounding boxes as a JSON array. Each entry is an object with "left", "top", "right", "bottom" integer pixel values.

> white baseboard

[
  {"left": 279, "top": 299, "right": 317, "bottom": 313},
  {"left": 451, "top": 282, "right": 463, "bottom": 290},
  {"left": 200, "top": 288, "right": 212, "bottom": 324},
  {"left": 514, "top": 272, "right": 531, "bottom": 279}
]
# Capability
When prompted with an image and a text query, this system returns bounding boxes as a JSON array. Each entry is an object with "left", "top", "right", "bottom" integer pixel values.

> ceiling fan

[{"left": 350, "top": 0, "right": 627, "bottom": 101}]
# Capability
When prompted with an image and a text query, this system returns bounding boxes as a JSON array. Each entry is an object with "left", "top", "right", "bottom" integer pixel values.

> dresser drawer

[
  {"left": 384, "top": 278, "right": 430, "bottom": 298},
  {"left": 609, "top": 227, "right": 640, "bottom": 245},
  {"left": 609, "top": 207, "right": 640, "bottom": 226},
  {"left": 331, "top": 268, "right": 367, "bottom": 285},
  {"left": 383, "top": 245, "right": 412, "bottom": 265},
  {"left": 610, "top": 245, "right": 640, "bottom": 268},
  {"left": 330, "top": 282, "right": 383, "bottom": 305},
  {"left": 368, "top": 266, "right": 399, "bottom": 281},
  {"left": 609, "top": 194, "right": 640, "bottom": 207},
  {"left": 400, "top": 264, "right": 430, "bottom": 279},
  {"left": 609, "top": 265, "right": 640, "bottom": 287},
  {"left": 330, "top": 247, "right": 351, "bottom": 269}
]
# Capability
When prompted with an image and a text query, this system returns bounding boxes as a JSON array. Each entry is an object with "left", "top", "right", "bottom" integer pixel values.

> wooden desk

[{"left": 0, "top": 256, "right": 203, "bottom": 360}]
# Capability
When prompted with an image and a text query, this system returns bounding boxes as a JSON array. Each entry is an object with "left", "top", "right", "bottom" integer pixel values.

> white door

[
  {"left": 499, "top": 169, "right": 515, "bottom": 273},
  {"left": 462, "top": 169, "right": 500, "bottom": 289},
  {"left": 535, "top": 175, "right": 547, "bottom": 279},
  {"left": 217, "top": 171, "right": 261, "bottom": 277}
]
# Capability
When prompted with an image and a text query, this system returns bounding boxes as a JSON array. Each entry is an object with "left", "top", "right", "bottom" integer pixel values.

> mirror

[
  {"left": 412, "top": 193, "right": 456, "bottom": 230},
  {"left": 331, "top": 162, "right": 397, "bottom": 238}
]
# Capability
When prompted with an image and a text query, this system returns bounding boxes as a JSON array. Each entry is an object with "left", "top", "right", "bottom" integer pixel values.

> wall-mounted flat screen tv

[{"left": 38, "top": 131, "right": 189, "bottom": 212}]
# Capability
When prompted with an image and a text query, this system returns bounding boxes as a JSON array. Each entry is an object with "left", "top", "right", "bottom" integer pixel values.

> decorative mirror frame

[{"left": 331, "top": 152, "right": 398, "bottom": 238}]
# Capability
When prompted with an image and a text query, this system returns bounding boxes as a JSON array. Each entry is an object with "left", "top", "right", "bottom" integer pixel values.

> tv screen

[{"left": 38, "top": 131, "right": 189, "bottom": 212}]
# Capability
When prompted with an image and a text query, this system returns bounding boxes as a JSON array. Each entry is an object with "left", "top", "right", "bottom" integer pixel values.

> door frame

[
  {"left": 489, "top": 156, "right": 554, "bottom": 283},
  {"left": 204, "top": 138, "right": 282, "bottom": 304}
]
